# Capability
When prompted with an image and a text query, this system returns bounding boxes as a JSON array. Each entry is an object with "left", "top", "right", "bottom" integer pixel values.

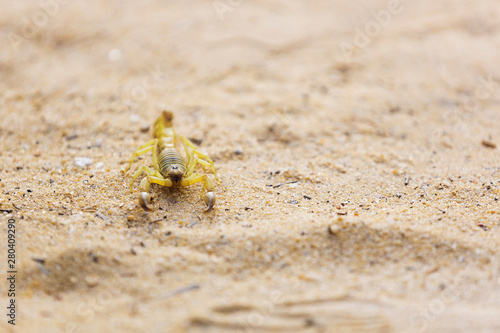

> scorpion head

[{"left": 168, "top": 165, "right": 184, "bottom": 184}]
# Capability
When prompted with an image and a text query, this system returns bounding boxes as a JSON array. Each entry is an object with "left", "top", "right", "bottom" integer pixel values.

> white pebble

[
  {"left": 130, "top": 113, "right": 140, "bottom": 123},
  {"left": 74, "top": 157, "right": 93, "bottom": 167},
  {"left": 95, "top": 162, "right": 104, "bottom": 169},
  {"left": 108, "top": 48, "right": 122, "bottom": 61}
]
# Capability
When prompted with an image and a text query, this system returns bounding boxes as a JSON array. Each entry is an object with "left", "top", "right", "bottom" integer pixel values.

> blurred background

[
  {"left": 1, "top": 1, "right": 500, "bottom": 332},
  {"left": 1, "top": 0, "right": 499, "bottom": 167}
]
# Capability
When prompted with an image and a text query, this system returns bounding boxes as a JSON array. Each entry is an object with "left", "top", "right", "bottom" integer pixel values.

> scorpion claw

[
  {"left": 204, "top": 192, "right": 216, "bottom": 212},
  {"left": 139, "top": 192, "right": 152, "bottom": 211}
]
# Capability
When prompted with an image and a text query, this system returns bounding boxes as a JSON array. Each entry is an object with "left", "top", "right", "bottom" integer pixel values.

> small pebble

[
  {"left": 85, "top": 275, "right": 100, "bottom": 287},
  {"left": 95, "top": 162, "right": 104, "bottom": 169},
  {"left": 328, "top": 224, "right": 341, "bottom": 235},
  {"left": 481, "top": 140, "right": 496, "bottom": 149},
  {"left": 74, "top": 157, "right": 93, "bottom": 167},
  {"left": 130, "top": 113, "right": 140, "bottom": 123},
  {"left": 108, "top": 48, "right": 122, "bottom": 61},
  {"left": 140, "top": 124, "right": 150, "bottom": 133},
  {"left": 32, "top": 258, "right": 46, "bottom": 264}
]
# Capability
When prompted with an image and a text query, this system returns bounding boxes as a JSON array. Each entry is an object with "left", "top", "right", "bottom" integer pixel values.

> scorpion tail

[
  {"left": 153, "top": 111, "right": 174, "bottom": 138},
  {"left": 160, "top": 110, "right": 173, "bottom": 125}
]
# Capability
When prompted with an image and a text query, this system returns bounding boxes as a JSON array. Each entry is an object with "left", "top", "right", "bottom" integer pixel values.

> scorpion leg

[
  {"left": 194, "top": 159, "right": 217, "bottom": 176},
  {"left": 181, "top": 173, "right": 216, "bottom": 212},
  {"left": 147, "top": 175, "right": 173, "bottom": 188},
  {"left": 124, "top": 139, "right": 159, "bottom": 172},
  {"left": 129, "top": 166, "right": 156, "bottom": 193},
  {"left": 180, "top": 136, "right": 218, "bottom": 180}
]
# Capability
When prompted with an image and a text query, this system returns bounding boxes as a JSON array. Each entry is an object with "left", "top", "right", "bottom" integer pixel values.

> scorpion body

[
  {"left": 124, "top": 111, "right": 217, "bottom": 211},
  {"left": 155, "top": 112, "right": 187, "bottom": 183}
]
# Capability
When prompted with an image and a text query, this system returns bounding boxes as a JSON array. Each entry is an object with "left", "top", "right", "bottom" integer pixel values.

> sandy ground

[{"left": 1, "top": 0, "right": 500, "bottom": 332}]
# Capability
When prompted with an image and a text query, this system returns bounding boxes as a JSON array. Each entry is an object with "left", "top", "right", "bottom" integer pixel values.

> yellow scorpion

[{"left": 124, "top": 111, "right": 218, "bottom": 211}]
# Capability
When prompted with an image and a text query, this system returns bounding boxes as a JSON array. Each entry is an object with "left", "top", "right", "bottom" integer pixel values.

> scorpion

[{"left": 124, "top": 111, "right": 218, "bottom": 211}]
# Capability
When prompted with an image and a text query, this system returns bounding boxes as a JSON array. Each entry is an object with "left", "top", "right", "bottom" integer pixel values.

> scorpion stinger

[{"left": 123, "top": 111, "right": 218, "bottom": 212}]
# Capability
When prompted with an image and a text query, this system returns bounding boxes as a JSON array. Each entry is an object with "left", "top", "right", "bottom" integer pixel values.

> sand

[{"left": 1, "top": 0, "right": 500, "bottom": 332}]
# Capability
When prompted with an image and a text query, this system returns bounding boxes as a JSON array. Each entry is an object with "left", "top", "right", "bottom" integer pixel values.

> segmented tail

[
  {"left": 154, "top": 111, "right": 173, "bottom": 138},
  {"left": 154, "top": 111, "right": 176, "bottom": 150}
]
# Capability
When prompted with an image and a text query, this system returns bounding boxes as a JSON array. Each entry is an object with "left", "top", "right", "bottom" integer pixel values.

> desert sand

[{"left": 1, "top": 0, "right": 500, "bottom": 332}]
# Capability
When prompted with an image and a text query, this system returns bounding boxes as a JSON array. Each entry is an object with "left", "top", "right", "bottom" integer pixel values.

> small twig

[
  {"left": 0, "top": 209, "right": 13, "bottom": 213},
  {"left": 95, "top": 212, "right": 116, "bottom": 224},
  {"left": 268, "top": 180, "right": 299, "bottom": 188},
  {"left": 95, "top": 212, "right": 109, "bottom": 221},
  {"left": 159, "top": 283, "right": 200, "bottom": 299},
  {"left": 82, "top": 206, "right": 97, "bottom": 213},
  {"left": 32, "top": 258, "right": 46, "bottom": 264},
  {"left": 481, "top": 140, "right": 497, "bottom": 149}
]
